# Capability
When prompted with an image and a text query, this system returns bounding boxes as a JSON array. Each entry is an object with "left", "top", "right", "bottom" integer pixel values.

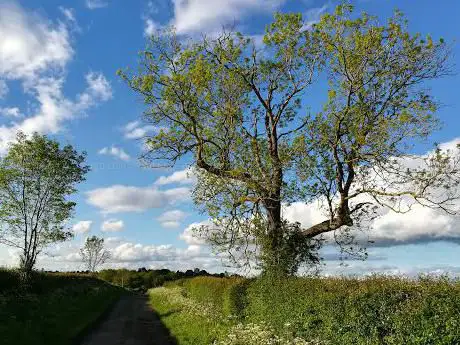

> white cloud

[
  {"left": 72, "top": 220, "right": 93, "bottom": 234},
  {"left": 59, "top": 7, "right": 76, "bottom": 24},
  {"left": 179, "top": 221, "right": 212, "bottom": 245},
  {"left": 111, "top": 242, "right": 176, "bottom": 262},
  {"left": 0, "top": 3, "right": 112, "bottom": 154},
  {"left": 0, "top": 2, "right": 72, "bottom": 80},
  {"left": 283, "top": 194, "right": 460, "bottom": 248},
  {"left": 0, "top": 107, "right": 21, "bottom": 117},
  {"left": 302, "top": 4, "right": 328, "bottom": 30},
  {"left": 85, "top": 0, "right": 108, "bottom": 10},
  {"left": 171, "top": 0, "right": 286, "bottom": 34},
  {"left": 101, "top": 219, "right": 124, "bottom": 232},
  {"left": 144, "top": 18, "right": 159, "bottom": 37},
  {"left": 123, "top": 120, "right": 164, "bottom": 140},
  {"left": 281, "top": 138, "right": 460, "bottom": 247},
  {"left": 155, "top": 168, "right": 196, "bottom": 186},
  {"left": 0, "top": 73, "right": 113, "bottom": 154},
  {"left": 84, "top": 72, "right": 113, "bottom": 102},
  {"left": 86, "top": 184, "right": 190, "bottom": 214},
  {"left": 15, "top": 236, "right": 221, "bottom": 271},
  {"left": 99, "top": 146, "right": 130, "bottom": 161},
  {"left": 0, "top": 79, "right": 8, "bottom": 98},
  {"left": 283, "top": 201, "right": 327, "bottom": 229},
  {"left": 157, "top": 209, "right": 188, "bottom": 229}
]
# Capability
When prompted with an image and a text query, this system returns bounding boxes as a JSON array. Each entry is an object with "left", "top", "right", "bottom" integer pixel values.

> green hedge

[
  {"left": 179, "top": 276, "right": 245, "bottom": 315},
  {"left": 245, "top": 276, "right": 460, "bottom": 345},
  {"left": 172, "top": 275, "right": 460, "bottom": 345}
]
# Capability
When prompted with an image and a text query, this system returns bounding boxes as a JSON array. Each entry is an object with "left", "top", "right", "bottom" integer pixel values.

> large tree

[
  {"left": 0, "top": 132, "right": 89, "bottom": 274},
  {"left": 120, "top": 5, "right": 459, "bottom": 274},
  {"left": 80, "top": 236, "right": 111, "bottom": 272}
]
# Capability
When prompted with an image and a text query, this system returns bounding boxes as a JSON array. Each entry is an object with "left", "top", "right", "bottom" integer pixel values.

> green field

[
  {"left": 149, "top": 275, "right": 460, "bottom": 345},
  {"left": 0, "top": 269, "right": 125, "bottom": 345}
]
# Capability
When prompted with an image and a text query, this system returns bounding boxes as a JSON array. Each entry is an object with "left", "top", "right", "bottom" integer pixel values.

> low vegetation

[
  {"left": 149, "top": 275, "right": 460, "bottom": 345},
  {"left": 0, "top": 269, "right": 125, "bottom": 345}
]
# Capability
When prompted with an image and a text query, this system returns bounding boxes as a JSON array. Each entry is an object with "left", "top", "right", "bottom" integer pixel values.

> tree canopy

[
  {"left": 0, "top": 132, "right": 89, "bottom": 273},
  {"left": 120, "top": 5, "right": 459, "bottom": 275}
]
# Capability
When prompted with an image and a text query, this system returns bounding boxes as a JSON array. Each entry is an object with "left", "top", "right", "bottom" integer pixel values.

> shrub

[
  {"left": 223, "top": 278, "right": 253, "bottom": 319},
  {"left": 181, "top": 276, "right": 244, "bottom": 314}
]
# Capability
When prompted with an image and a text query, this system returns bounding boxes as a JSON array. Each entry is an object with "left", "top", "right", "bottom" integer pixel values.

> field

[
  {"left": 148, "top": 275, "right": 460, "bottom": 345},
  {"left": 0, "top": 269, "right": 125, "bottom": 345}
]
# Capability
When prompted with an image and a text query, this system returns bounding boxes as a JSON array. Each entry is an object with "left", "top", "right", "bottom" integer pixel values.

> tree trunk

[
  {"left": 262, "top": 197, "right": 287, "bottom": 275},
  {"left": 19, "top": 253, "right": 35, "bottom": 290}
]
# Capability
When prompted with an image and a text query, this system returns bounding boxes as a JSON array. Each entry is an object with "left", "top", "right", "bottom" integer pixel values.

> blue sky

[{"left": 0, "top": 0, "right": 459, "bottom": 275}]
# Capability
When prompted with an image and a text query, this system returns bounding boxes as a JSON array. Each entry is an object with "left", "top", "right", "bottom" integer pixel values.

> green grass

[
  {"left": 0, "top": 270, "right": 126, "bottom": 345},
  {"left": 148, "top": 285, "right": 234, "bottom": 345},
  {"left": 150, "top": 275, "right": 460, "bottom": 345}
]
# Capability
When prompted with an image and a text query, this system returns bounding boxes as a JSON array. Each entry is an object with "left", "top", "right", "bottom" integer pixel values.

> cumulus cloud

[
  {"left": 179, "top": 221, "right": 212, "bottom": 245},
  {"left": 82, "top": 72, "right": 113, "bottom": 102},
  {"left": 0, "top": 2, "right": 112, "bottom": 154},
  {"left": 86, "top": 184, "right": 190, "bottom": 214},
  {"left": 0, "top": 73, "right": 113, "bottom": 154},
  {"left": 72, "top": 220, "right": 92, "bottom": 234},
  {"left": 0, "top": 107, "right": 21, "bottom": 117},
  {"left": 155, "top": 168, "right": 196, "bottom": 186},
  {"left": 157, "top": 209, "right": 188, "bottom": 229},
  {"left": 98, "top": 146, "right": 130, "bottom": 161},
  {"left": 101, "top": 219, "right": 124, "bottom": 232},
  {"left": 280, "top": 139, "right": 460, "bottom": 248},
  {"left": 85, "top": 0, "right": 108, "bottom": 10},
  {"left": 0, "top": 2, "right": 72, "bottom": 79},
  {"left": 170, "top": 0, "right": 286, "bottom": 34},
  {"left": 283, "top": 196, "right": 460, "bottom": 248}
]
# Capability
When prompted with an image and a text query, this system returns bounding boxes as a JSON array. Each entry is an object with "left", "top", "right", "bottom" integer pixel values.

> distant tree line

[{"left": 43, "top": 267, "right": 236, "bottom": 292}]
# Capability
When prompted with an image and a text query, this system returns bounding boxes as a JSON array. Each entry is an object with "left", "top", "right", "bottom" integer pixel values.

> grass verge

[{"left": 0, "top": 270, "right": 126, "bottom": 345}]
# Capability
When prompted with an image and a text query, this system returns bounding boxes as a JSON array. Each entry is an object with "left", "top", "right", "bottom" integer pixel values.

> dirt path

[{"left": 79, "top": 294, "right": 177, "bottom": 345}]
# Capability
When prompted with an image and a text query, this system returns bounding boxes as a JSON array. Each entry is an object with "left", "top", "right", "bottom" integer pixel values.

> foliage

[
  {"left": 0, "top": 270, "right": 125, "bottom": 345},
  {"left": 0, "top": 132, "right": 89, "bottom": 274},
  {"left": 121, "top": 4, "right": 457, "bottom": 275},
  {"left": 150, "top": 275, "right": 460, "bottom": 345},
  {"left": 245, "top": 275, "right": 460, "bottom": 345},
  {"left": 80, "top": 236, "right": 111, "bottom": 272},
  {"left": 179, "top": 276, "right": 245, "bottom": 315}
]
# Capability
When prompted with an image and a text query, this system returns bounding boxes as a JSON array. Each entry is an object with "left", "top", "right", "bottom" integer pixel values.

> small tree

[
  {"left": 0, "top": 132, "right": 89, "bottom": 276},
  {"left": 80, "top": 236, "right": 111, "bottom": 272}
]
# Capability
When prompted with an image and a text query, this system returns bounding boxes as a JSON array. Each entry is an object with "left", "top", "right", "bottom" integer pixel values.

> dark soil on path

[{"left": 79, "top": 294, "right": 177, "bottom": 345}]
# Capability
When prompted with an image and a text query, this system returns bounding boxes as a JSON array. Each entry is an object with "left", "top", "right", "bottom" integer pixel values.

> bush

[
  {"left": 180, "top": 276, "right": 245, "bottom": 315},
  {"left": 223, "top": 278, "right": 253, "bottom": 319},
  {"left": 0, "top": 268, "right": 20, "bottom": 292}
]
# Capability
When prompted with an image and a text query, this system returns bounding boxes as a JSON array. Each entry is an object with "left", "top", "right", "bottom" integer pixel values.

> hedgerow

[{"left": 150, "top": 275, "right": 460, "bottom": 345}]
